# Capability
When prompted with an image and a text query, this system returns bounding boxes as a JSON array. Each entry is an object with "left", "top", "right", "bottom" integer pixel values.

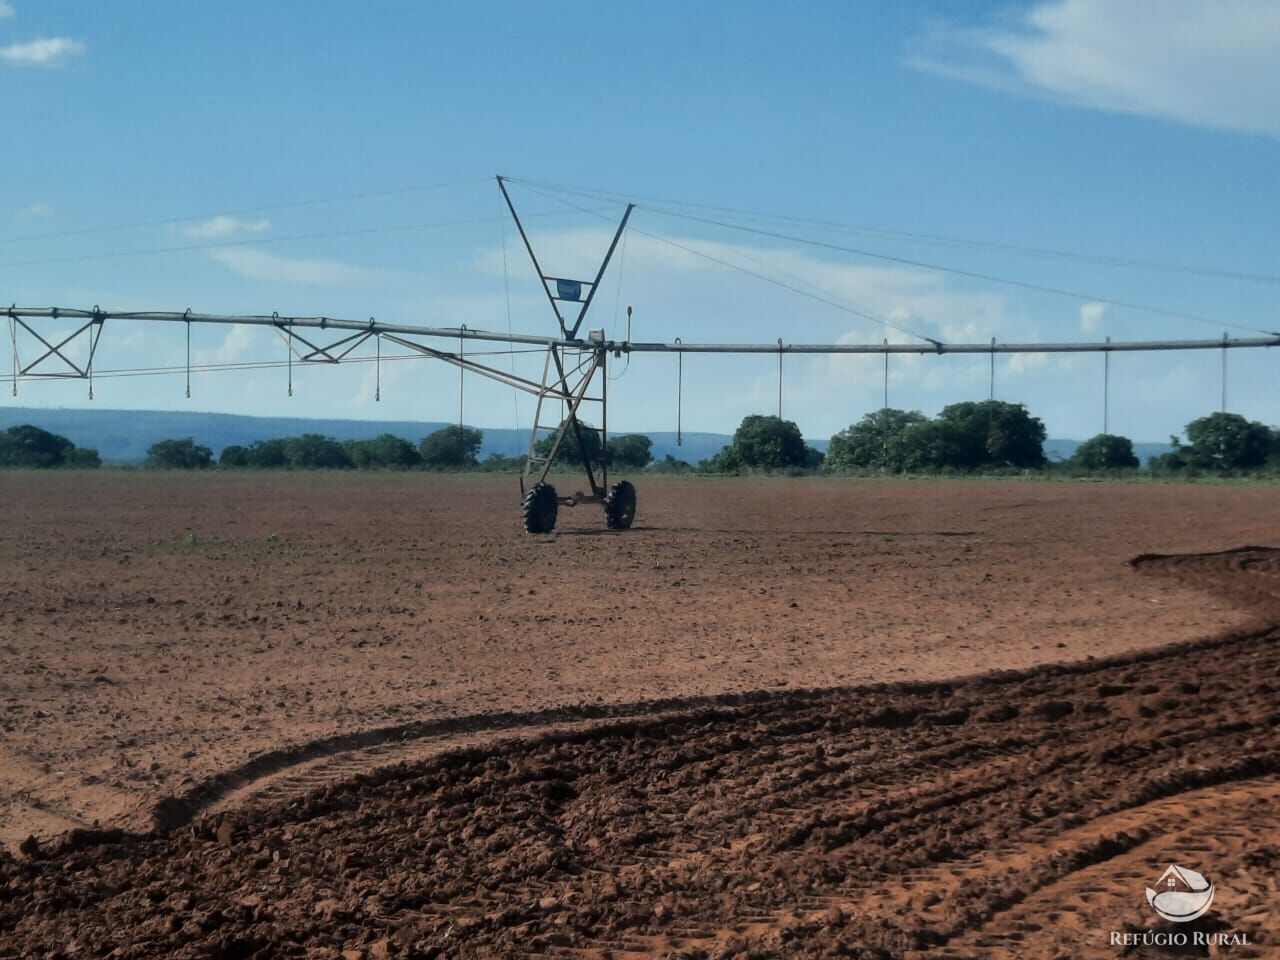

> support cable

[
  {"left": 609, "top": 231, "right": 631, "bottom": 381},
  {"left": 498, "top": 192, "right": 520, "bottom": 437},
  {"left": 0, "top": 177, "right": 487, "bottom": 249},
  {"left": 777, "top": 338, "right": 784, "bottom": 420},
  {"left": 1104, "top": 337, "right": 1111, "bottom": 435},
  {"left": 1222, "top": 333, "right": 1228, "bottom": 412},
  {"left": 675, "top": 337, "right": 683, "bottom": 446},
  {"left": 0, "top": 208, "right": 609, "bottom": 272},
  {"left": 513, "top": 179, "right": 940, "bottom": 346},
  {"left": 883, "top": 338, "right": 890, "bottom": 460},
  {"left": 989, "top": 337, "right": 996, "bottom": 402},
  {"left": 9, "top": 306, "right": 18, "bottom": 397},
  {"left": 511, "top": 176, "right": 1280, "bottom": 286},
  {"left": 639, "top": 206, "right": 1270, "bottom": 336},
  {"left": 884, "top": 338, "right": 890, "bottom": 413},
  {"left": 283, "top": 316, "right": 292, "bottom": 397},
  {"left": 640, "top": 224, "right": 940, "bottom": 344}
]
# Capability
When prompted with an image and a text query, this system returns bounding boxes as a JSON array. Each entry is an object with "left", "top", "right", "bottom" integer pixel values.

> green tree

[
  {"left": 1069, "top": 433, "right": 1140, "bottom": 470},
  {"left": 533, "top": 422, "right": 603, "bottom": 467},
  {"left": 650, "top": 453, "right": 693, "bottom": 474},
  {"left": 1182, "top": 412, "right": 1271, "bottom": 472},
  {"left": 606, "top": 434, "right": 653, "bottom": 469},
  {"left": 219, "top": 444, "right": 250, "bottom": 468},
  {"left": 246, "top": 438, "right": 287, "bottom": 468},
  {"left": 65, "top": 447, "right": 102, "bottom": 468},
  {"left": 146, "top": 437, "right": 213, "bottom": 470},
  {"left": 827, "top": 409, "right": 927, "bottom": 471},
  {"left": 898, "top": 419, "right": 974, "bottom": 472},
  {"left": 935, "top": 400, "right": 1046, "bottom": 468},
  {"left": 284, "top": 434, "right": 351, "bottom": 469},
  {"left": 477, "top": 451, "right": 526, "bottom": 472},
  {"left": 419, "top": 426, "right": 483, "bottom": 468},
  {"left": 0, "top": 425, "right": 76, "bottom": 467},
  {"left": 345, "top": 433, "right": 421, "bottom": 469},
  {"left": 1148, "top": 436, "right": 1190, "bottom": 475},
  {"left": 710, "top": 415, "right": 810, "bottom": 471}
]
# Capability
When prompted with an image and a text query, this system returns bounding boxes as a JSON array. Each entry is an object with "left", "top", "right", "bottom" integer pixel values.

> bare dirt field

[{"left": 2, "top": 472, "right": 1278, "bottom": 957}]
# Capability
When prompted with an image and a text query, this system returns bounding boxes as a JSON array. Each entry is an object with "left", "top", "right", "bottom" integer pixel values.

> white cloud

[
  {"left": 908, "top": 0, "right": 1280, "bottom": 138},
  {"left": 193, "top": 324, "right": 261, "bottom": 366},
  {"left": 1008, "top": 351, "right": 1050, "bottom": 374},
  {"left": 1079, "top": 301, "right": 1106, "bottom": 332},
  {"left": 15, "top": 201, "right": 54, "bottom": 219},
  {"left": 0, "top": 36, "right": 86, "bottom": 69},
  {"left": 207, "top": 248, "right": 384, "bottom": 287},
  {"left": 180, "top": 216, "right": 271, "bottom": 240},
  {"left": 0, "top": 3, "right": 15, "bottom": 20},
  {"left": 478, "top": 224, "right": 1028, "bottom": 347}
]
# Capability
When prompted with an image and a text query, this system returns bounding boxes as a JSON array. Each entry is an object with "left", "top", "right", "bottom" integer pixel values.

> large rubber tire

[
  {"left": 522, "top": 482, "right": 558, "bottom": 534},
  {"left": 603, "top": 480, "right": 637, "bottom": 530}
]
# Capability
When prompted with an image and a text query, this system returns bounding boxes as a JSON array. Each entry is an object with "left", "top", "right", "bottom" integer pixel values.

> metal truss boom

[
  {"left": 5, "top": 308, "right": 1277, "bottom": 358},
  {"left": 6, "top": 307, "right": 564, "bottom": 350},
  {"left": 619, "top": 335, "right": 1280, "bottom": 354}
]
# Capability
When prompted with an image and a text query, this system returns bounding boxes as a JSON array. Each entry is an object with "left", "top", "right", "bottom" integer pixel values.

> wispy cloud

[
  {"left": 1079, "top": 301, "right": 1106, "bottom": 332},
  {"left": 15, "top": 201, "right": 54, "bottom": 219},
  {"left": 0, "top": 36, "right": 86, "bottom": 68},
  {"left": 0, "top": 3, "right": 15, "bottom": 21},
  {"left": 479, "top": 225, "right": 1012, "bottom": 343},
  {"left": 180, "top": 216, "right": 271, "bottom": 241},
  {"left": 207, "top": 248, "right": 384, "bottom": 287},
  {"left": 193, "top": 324, "right": 263, "bottom": 366},
  {"left": 908, "top": 0, "right": 1280, "bottom": 138}
]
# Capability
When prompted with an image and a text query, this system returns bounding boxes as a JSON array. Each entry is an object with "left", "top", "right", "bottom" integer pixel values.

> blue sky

[{"left": 3, "top": 0, "right": 1277, "bottom": 444}]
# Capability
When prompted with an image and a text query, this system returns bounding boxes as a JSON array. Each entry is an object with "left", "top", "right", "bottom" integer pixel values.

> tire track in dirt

[
  {"left": 158, "top": 543, "right": 1280, "bottom": 833},
  {"left": 1, "top": 547, "right": 1277, "bottom": 959},
  {"left": 151, "top": 691, "right": 846, "bottom": 833}
]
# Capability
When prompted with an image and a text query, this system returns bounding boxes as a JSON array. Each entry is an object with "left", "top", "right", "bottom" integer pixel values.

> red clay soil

[
  {"left": 3, "top": 473, "right": 1277, "bottom": 849},
  {"left": 3, "top": 473, "right": 1280, "bottom": 957},
  {"left": 1, "top": 545, "right": 1278, "bottom": 958}
]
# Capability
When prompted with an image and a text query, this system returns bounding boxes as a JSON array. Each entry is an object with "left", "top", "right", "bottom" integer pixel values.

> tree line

[
  {"left": 821, "top": 404, "right": 1280, "bottom": 476},
  {"left": 142, "top": 426, "right": 658, "bottom": 472},
  {"left": 704, "top": 404, "right": 1280, "bottom": 477},
  {"left": 5, "top": 405, "right": 1279, "bottom": 478},
  {"left": 0, "top": 425, "right": 101, "bottom": 468}
]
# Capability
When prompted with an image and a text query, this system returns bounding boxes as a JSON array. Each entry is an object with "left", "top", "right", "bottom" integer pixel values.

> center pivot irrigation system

[{"left": 6, "top": 176, "right": 1280, "bottom": 533}]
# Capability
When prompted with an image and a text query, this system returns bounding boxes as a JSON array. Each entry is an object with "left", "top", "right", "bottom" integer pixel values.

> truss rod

[{"left": 379, "top": 334, "right": 575, "bottom": 400}]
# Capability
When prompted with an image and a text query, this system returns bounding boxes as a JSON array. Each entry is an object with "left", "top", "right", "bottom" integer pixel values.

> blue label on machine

[{"left": 555, "top": 279, "right": 583, "bottom": 301}]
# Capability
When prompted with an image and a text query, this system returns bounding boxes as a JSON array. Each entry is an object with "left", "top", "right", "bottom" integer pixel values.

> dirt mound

[
  {"left": 1131, "top": 545, "right": 1280, "bottom": 621},
  {"left": 3, "top": 626, "right": 1276, "bottom": 956}
]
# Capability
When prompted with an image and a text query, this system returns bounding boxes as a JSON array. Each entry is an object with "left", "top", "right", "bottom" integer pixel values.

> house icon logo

[{"left": 1146, "top": 864, "right": 1215, "bottom": 922}]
